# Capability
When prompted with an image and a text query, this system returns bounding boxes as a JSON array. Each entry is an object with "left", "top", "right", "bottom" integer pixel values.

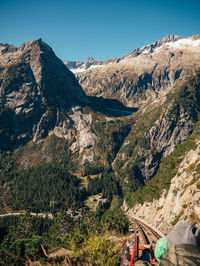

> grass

[
  {"left": 189, "top": 211, "right": 200, "bottom": 225},
  {"left": 171, "top": 209, "right": 184, "bottom": 226},
  {"left": 186, "top": 162, "right": 197, "bottom": 172},
  {"left": 184, "top": 175, "right": 200, "bottom": 189},
  {"left": 84, "top": 194, "right": 102, "bottom": 211},
  {"left": 196, "top": 163, "right": 200, "bottom": 173},
  {"left": 72, "top": 172, "right": 101, "bottom": 189}
]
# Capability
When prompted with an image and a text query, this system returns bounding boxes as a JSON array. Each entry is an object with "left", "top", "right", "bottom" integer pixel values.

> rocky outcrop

[
  {"left": 53, "top": 106, "right": 97, "bottom": 162},
  {"left": 141, "top": 105, "right": 194, "bottom": 178},
  {"left": 126, "top": 139, "right": 200, "bottom": 235},
  {"left": 1, "top": 37, "right": 200, "bottom": 185},
  {"left": 113, "top": 69, "right": 200, "bottom": 181},
  {"left": 1, "top": 37, "right": 200, "bottom": 224}
]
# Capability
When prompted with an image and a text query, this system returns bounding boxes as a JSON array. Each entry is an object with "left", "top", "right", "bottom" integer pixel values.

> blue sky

[{"left": 0, "top": 0, "right": 200, "bottom": 61}]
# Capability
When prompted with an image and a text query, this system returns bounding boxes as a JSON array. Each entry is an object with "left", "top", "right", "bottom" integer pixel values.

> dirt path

[{"left": 0, "top": 212, "right": 53, "bottom": 219}]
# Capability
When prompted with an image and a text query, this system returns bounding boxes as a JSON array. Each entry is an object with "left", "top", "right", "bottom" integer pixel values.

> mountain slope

[
  {"left": 112, "top": 69, "right": 200, "bottom": 196},
  {"left": 0, "top": 38, "right": 199, "bottom": 220},
  {"left": 0, "top": 39, "right": 88, "bottom": 150},
  {"left": 0, "top": 39, "right": 136, "bottom": 214},
  {"left": 66, "top": 34, "right": 200, "bottom": 108},
  {"left": 125, "top": 117, "right": 200, "bottom": 234},
  {"left": 0, "top": 36, "right": 200, "bottom": 265}
]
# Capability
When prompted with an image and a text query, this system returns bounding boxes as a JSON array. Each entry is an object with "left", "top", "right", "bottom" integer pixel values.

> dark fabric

[
  {"left": 160, "top": 244, "right": 200, "bottom": 266},
  {"left": 126, "top": 246, "right": 130, "bottom": 261},
  {"left": 140, "top": 248, "right": 150, "bottom": 262},
  {"left": 166, "top": 223, "right": 200, "bottom": 249},
  {"left": 135, "top": 244, "right": 200, "bottom": 266}
]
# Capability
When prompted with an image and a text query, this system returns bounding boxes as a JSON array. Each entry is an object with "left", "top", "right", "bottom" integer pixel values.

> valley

[{"left": 0, "top": 34, "right": 200, "bottom": 265}]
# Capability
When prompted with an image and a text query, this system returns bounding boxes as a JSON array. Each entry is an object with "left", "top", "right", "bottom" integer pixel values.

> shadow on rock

[{"left": 87, "top": 96, "right": 138, "bottom": 117}]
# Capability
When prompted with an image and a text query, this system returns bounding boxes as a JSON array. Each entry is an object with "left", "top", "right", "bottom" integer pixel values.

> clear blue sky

[{"left": 0, "top": 0, "right": 200, "bottom": 61}]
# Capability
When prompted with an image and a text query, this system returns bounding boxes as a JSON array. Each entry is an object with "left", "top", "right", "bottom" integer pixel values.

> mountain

[
  {"left": 125, "top": 114, "right": 200, "bottom": 234},
  {"left": 0, "top": 36, "right": 200, "bottom": 264},
  {"left": 64, "top": 34, "right": 200, "bottom": 181},
  {"left": 64, "top": 56, "right": 118, "bottom": 73},
  {"left": 66, "top": 34, "right": 200, "bottom": 108},
  {"left": 0, "top": 36, "right": 199, "bottom": 219},
  {"left": 0, "top": 39, "right": 136, "bottom": 214},
  {"left": 0, "top": 39, "right": 88, "bottom": 150},
  {"left": 0, "top": 39, "right": 136, "bottom": 153}
]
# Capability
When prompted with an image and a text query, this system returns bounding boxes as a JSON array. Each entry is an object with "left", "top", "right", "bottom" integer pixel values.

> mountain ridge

[
  {"left": 65, "top": 34, "right": 200, "bottom": 109},
  {"left": 0, "top": 37, "right": 199, "bottom": 224}
]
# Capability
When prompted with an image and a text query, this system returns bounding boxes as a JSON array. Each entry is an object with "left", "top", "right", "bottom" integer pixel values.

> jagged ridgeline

[
  {"left": 0, "top": 39, "right": 135, "bottom": 213},
  {"left": 0, "top": 38, "right": 200, "bottom": 214},
  {"left": 0, "top": 36, "right": 200, "bottom": 265}
]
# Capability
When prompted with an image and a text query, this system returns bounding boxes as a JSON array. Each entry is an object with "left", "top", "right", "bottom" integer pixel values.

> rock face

[
  {"left": 53, "top": 106, "right": 97, "bottom": 161},
  {"left": 113, "top": 70, "right": 200, "bottom": 181},
  {"left": 126, "top": 138, "right": 200, "bottom": 235},
  {"left": 0, "top": 36, "right": 200, "bottom": 186},
  {"left": 66, "top": 34, "right": 200, "bottom": 108},
  {"left": 0, "top": 39, "right": 88, "bottom": 149},
  {"left": 0, "top": 37, "right": 200, "bottom": 226}
]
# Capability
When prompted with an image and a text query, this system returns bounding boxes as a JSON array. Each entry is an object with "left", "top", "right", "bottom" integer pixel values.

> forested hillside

[{"left": 0, "top": 37, "right": 200, "bottom": 264}]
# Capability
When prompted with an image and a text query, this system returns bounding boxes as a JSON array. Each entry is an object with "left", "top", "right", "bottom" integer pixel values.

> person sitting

[{"left": 135, "top": 222, "right": 200, "bottom": 265}]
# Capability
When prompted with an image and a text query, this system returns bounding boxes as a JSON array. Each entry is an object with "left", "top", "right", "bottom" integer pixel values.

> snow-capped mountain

[
  {"left": 65, "top": 34, "right": 200, "bottom": 108},
  {"left": 64, "top": 56, "right": 119, "bottom": 73}
]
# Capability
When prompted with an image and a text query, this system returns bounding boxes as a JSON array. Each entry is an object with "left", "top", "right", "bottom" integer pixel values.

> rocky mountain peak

[
  {"left": 85, "top": 56, "right": 95, "bottom": 63},
  {"left": 85, "top": 56, "right": 96, "bottom": 68},
  {"left": 0, "top": 39, "right": 88, "bottom": 149},
  {"left": 127, "top": 34, "right": 183, "bottom": 58},
  {"left": 189, "top": 34, "right": 200, "bottom": 40},
  {"left": 0, "top": 43, "right": 17, "bottom": 55},
  {"left": 156, "top": 34, "right": 182, "bottom": 46},
  {"left": 74, "top": 34, "right": 200, "bottom": 108}
]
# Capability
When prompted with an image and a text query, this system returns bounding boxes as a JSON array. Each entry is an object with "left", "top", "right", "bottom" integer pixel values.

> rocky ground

[{"left": 126, "top": 137, "right": 200, "bottom": 235}]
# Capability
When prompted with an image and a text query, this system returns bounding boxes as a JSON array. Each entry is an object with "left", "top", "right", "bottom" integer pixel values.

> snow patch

[
  {"left": 141, "top": 50, "right": 150, "bottom": 55},
  {"left": 70, "top": 68, "right": 86, "bottom": 74},
  {"left": 153, "top": 38, "right": 200, "bottom": 54},
  {"left": 70, "top": 64, "right": 103, "bottom": 74},
  {"left": 167, "top": 38, "right": 200, "bottom": 49}
]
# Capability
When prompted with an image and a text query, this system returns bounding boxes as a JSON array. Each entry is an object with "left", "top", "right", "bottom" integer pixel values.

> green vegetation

[
  {"left": 171, "top": 209, "right": 184, "bottom": 226},
  {"left": 0, "top": 127, "right": 129, "bottom": 264},
  {"left": 0, "top": 135, "right": 86, "bottom": 214},
  {"left": 82, "top": 160, "right": 105, "bottom": 176},
  {"left": 0, "top": 69, "right": 200, "bottom": 264},
  {"left": 0, "top": 200, "right": 129, "bottom": 265},
  {"left": 14, "top": 134, "right": 76, "bottom": 170},
  {"left": 0, "top": 215, "right": 53, "bottom": 243},
  {"left": 87, "top": 170, "right": 122, "bottom": 200},
  {"left": 102, "top": 196, "right": 129, "bottom": 233},
  {"left": 0, "top": 214, "right": 46, "bottom": 265},
  {"left": 190, "top": 211, "right": 200, "bottom": 225},
  {"left": 9, "top": 163, "right": 85, "bottom": 212},
  {"left": 94, "top": 119, "right": 132, "bottom": 164},
  {"left": 117, "top": 70, "right": 200, "bottom": 196},
  {"left": 196, "top": 163, "right": 200, "bottom": 173},
  {"left": 125, "top": 70, "right": 200, "bottom": 207},
  {"left": 126, "top": 117, "right": 200, "bottom": 208}
]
